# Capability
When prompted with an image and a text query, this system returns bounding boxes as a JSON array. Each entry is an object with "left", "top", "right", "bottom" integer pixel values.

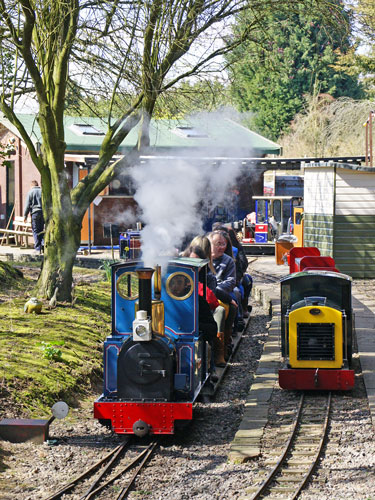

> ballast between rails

[{"left": 248, "top": 392, "right": 332, "bottom": 500}]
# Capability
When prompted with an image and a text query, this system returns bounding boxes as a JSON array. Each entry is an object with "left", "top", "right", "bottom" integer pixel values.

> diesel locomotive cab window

[
  {"left": 116, "top": 272, "right": 139, "bottom": 300},
  {"left": 273, "top": 200, "right": 281, "bottom": 222},
  {"left": 166, "top": 272, "right": 193, "bottom": 300}
]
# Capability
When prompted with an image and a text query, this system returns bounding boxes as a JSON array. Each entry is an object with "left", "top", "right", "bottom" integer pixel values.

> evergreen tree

[
  {"left": 228, "top": 3, "right": 363, "bottom": 140},
  {"left": 333, "top": 0, "right": 375, "bottom": 97}
]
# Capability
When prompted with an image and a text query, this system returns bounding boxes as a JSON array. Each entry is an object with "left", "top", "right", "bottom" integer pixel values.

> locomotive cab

[{"left": 279, "top": 270, "right": 355, "bottom": 391}]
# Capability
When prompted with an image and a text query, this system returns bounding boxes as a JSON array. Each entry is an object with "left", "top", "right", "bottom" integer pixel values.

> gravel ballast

[{"left": 1, "top": 280, "right": 374, "bottom": 500}]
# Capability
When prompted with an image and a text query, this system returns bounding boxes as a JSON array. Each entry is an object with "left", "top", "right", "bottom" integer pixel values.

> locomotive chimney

[{"left": 136, "top": 268, "right": 155, "bottom": 318}]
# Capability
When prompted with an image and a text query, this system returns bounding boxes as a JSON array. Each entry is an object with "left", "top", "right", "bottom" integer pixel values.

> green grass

[{"left": 0, "top": 261, "right": 111, "bottom": 417}]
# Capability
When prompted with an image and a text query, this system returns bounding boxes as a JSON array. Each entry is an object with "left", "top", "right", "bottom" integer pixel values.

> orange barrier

[{"left": 275, "top": 240, "right": 294, "bottom": 265}]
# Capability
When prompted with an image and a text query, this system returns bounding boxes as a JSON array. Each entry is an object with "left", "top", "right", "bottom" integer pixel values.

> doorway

[{"left": 6, "top": 161, "right": 15, "bottom": 227}]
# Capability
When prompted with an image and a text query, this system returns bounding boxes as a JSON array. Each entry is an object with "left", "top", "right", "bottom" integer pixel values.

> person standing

[{"left": 24, "top": 180, "right": 44, "bottom": 252}]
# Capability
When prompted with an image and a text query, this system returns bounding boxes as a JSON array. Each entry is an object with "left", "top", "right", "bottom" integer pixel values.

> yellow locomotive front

[{"left": 279, "top": 271, "right": 354, "bottom": 390}]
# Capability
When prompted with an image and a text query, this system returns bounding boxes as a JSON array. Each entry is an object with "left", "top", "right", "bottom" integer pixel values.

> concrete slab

[
  {"left": 0, "top": 243, "right": 116, "bottom": 267},
  {"left": 235, "top": 427, "right": 265, "bottom": 437},
  {"left": 228, "top": 446, "right": 260, "bottom": 462}
]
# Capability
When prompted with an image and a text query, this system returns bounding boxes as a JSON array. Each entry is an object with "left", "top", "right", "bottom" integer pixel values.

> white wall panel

[
  {"left": 304, "top": 167, "right": 335, "bottom": 215},
  {"left": 336, "top": 169, "right": 375, "bottom": 215}
]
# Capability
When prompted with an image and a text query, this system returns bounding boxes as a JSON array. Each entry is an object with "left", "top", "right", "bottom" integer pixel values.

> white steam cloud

[
  {"left": 109, "top": 207, "right": 138, "bottom": 227},
  {"left": 132, "top": 157, "right": 243, "bottom": 268}
]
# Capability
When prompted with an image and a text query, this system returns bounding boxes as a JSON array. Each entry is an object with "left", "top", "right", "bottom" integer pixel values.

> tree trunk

[{"left": 37, "top": 212, "right": 81, "bottom": 301}]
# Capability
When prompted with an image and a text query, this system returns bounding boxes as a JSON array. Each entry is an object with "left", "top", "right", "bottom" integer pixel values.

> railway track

[
  {"left": 44, "top": 438, "right": 158, "bottom": 500},
  {"left": 250, "top": 270, "right": 280, "bottom": 285},
  {"left": 247, "top": 257, "right": 281, "bottom": 285},
  {"left": 243, "top": 392, "right": 332, "bottom": 500}
]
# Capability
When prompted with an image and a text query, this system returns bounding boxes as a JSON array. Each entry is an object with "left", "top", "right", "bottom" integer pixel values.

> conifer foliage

[{"left": 228, "top": 2, "right": 363, "bottom": 140}]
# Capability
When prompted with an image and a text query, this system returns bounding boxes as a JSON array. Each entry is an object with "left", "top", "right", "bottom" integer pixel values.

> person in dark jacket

[
  {"left": 208, "top": 230, "right": 238, "bottom": 359},
  {"left": 182, "top": 236, "right": 230, "bottom": 367},
  {"left": 24, "top": 180, "right": 44, "bottom": 252},
  {"left": 212, "top": 224, "right": 253, "bottom": 319}
]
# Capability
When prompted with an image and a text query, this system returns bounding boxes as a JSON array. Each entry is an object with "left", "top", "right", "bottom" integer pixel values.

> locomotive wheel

[{"left": 99, "top": 418, "right": 112, "bottom": 430}]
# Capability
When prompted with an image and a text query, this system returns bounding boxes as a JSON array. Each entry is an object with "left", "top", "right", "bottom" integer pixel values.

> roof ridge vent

[
  {"left": 69, "top": 123, "right": 105, "bottom": 136},
  {"left": 173, "top": 126, "right": 208, "bottom": 138}
]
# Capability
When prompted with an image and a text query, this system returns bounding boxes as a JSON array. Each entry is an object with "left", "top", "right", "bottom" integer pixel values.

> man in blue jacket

[{"left": 24, "top": 180, "right": 44, "bottom": 252}]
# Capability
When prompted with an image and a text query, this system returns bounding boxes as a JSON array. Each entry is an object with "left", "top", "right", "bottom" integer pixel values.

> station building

[{"left": 0, "top": 113, "right": 281, "bottom": 245}]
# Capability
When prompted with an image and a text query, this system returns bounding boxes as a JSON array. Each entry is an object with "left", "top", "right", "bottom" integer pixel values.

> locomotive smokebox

[{"left": 136, "top": 268, "right": 155, "bottom": 318}]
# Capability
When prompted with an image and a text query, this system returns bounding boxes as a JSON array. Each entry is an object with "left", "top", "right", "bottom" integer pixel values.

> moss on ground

[
  {"left": 0, "top": 260, "right": 111, "bottom": 418},
  {"left": 0, "top": 261, "right": 24, "bottom": 289}
]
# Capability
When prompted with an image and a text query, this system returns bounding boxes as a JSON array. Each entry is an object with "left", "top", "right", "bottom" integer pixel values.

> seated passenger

[
  {"left": 210, "top": 226, "right": 247, "bottom": 331},
  {"left": 183, "top": 235, "right": 217, "bottom": 291},
  {"left": 227, "top": 227, "right": 253, "bottom": 318},
  {"left": 208, "top": 231, "right": 238, "bottom": 359},
  {"left": 186, "top": 242, "right": 226, "bottom": 369}
]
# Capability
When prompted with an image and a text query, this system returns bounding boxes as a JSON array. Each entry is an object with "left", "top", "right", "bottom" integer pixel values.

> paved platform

[
  {"left": 0, "top": 244, "right": 117, "bottom": 267},
  {"left": 229, "top": 256, "right": 375, "bottom": 463}
]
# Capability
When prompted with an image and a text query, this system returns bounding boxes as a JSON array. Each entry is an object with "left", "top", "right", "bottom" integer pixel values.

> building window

[{"left": 110, "top": 174, "right": 136, "bottom": 196}]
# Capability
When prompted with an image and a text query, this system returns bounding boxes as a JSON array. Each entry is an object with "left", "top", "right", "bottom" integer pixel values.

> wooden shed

[{"left": 303, "top": 161, "right": 375, "bottom": 278}]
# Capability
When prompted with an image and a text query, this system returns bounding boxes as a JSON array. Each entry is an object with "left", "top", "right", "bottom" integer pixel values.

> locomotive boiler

[
  {"left": 279, "top": 270, "right": 355, "bottom": 391},
  {"left": 94, "top": 257, "right": 212, "bottom": 436}
]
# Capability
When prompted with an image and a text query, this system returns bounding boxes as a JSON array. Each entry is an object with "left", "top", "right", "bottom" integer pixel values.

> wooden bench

[{"left": 0, "top": 216, "right": 34, "bottom": 247}]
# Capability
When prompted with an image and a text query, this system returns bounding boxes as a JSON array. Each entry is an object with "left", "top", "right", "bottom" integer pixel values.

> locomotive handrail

[
  {"left": 284, "top": 312, "right": 290, "bottom": 360},
  {"left": 342, "top": 310, "right": 348, "bottom": 362}
]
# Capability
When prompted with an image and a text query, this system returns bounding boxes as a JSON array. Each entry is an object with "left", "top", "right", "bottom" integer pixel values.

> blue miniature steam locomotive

[{"left": 94, "top": 257, "right": 212, "bottom": 436}]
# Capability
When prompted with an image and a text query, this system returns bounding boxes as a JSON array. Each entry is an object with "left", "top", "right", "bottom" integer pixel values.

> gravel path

[{"left": 1, "top": 279, "right": 375, "bottom": 500}]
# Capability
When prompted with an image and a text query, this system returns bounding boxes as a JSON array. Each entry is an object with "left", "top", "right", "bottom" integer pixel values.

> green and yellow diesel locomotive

[{"left": 279, "top": 270, "right": 355, "bottom": 391}]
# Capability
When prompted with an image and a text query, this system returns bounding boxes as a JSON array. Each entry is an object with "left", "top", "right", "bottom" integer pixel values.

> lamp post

[
  {"left": 370, "top": 111, "right": 373, "bottom": 168},
  {"left": 364, "top": 111, "right": 374, "bottom": 167},
  {"left": 87, "top": 163, "right": 92, "bottom": 255}
]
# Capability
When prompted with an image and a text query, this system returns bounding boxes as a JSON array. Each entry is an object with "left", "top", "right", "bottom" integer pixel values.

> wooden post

[
  {"left": 110, "top": 224, "right": 114, "bottom": 260},
  {"left": 0, "top": 205, "right": 15, "bottom": 246},
  {"left": 365, "top": 121, "right": 369, "bottom": 166},
  {"left": 370, "top": 111, "right": 373, "bottom": 167}
]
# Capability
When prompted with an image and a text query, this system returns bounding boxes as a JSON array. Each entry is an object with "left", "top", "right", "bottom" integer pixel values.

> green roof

[{"left": 0, "top": 113, "right": 281, "bottom": 156}]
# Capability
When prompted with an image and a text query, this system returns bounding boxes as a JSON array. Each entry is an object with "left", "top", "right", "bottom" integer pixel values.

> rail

[
  {"left": 43, "top": 438, "right": 158, "bottom": 500},
  {"left": 246, "top": 392, "right": 332, "bottom": 500}
]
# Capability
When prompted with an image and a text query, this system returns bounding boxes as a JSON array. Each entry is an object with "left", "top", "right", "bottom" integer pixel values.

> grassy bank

[{"left": 0, "top": 261, "right": 111, "bottom": 418}]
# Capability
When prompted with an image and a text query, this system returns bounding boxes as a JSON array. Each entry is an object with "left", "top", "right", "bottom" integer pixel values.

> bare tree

[
  {"left": 0, "top": 0, "right": 339, "bottom": 300},
  {"left": 280, "top": 96, "right": 375, "bottom": 157}
]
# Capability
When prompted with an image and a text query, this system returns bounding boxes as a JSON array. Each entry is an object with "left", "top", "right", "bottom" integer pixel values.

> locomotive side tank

[
  {"left": 279, "top": 270, "right": 355, "bottom": 391},
  {"left": 94, "top": 257, "right": 212, "bottom": 436}
]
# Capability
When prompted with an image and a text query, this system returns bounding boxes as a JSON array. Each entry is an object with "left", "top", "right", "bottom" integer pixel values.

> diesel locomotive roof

[{"left": 280, "top": 270, "right": 352, "bottom": 283}]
